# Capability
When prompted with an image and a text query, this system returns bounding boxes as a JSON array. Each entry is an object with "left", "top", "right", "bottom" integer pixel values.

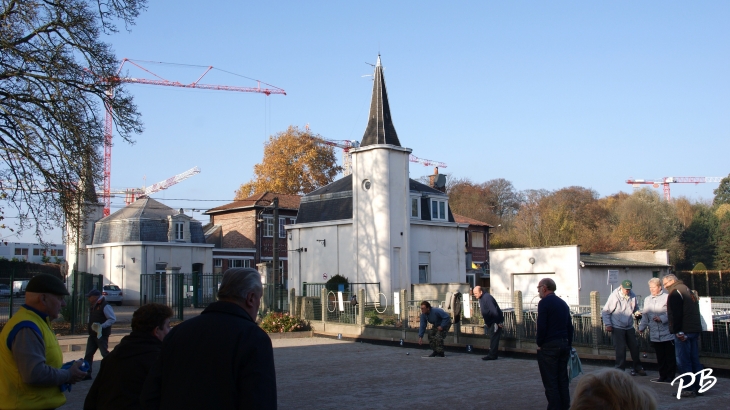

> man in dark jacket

[
  {"left": 473, "top": 286, "right": 503, "bottom": 360},
  {"left": 84, "top": 303, "right": 173, "bottom": 410},
  {"left": 536, "top": 278, "right": 573, "bottom": 410},
  {"left": 663, "top": 274, "right": 704, "bottom": 397},
  {"left": 83, "top": 289, "right": 116, "bottom": 380},
  {"left": 140, "top": 268, "right": 277, "bottom": 409}
]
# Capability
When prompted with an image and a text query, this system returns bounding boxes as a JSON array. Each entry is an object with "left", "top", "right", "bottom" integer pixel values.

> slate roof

[
  {"left": 579, "top": 254, "right": 670, "bottom": 268},
  {"left": 92, "top": 198, "right": 206, "bottom": 244},
  {"left": 296, "top": 176, "right": 454, "bottom": 224},
  {"left": 205, "top": 192, "right": 300, "bottom": 215},
  {"left": 361, "top": 55, "right": 401, "bottom": 147}
]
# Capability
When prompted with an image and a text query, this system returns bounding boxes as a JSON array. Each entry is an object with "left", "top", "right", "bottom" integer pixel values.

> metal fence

[
  {"left": 324, "top": 291, "right": 358, "bottom": 324},
  {"left": 391, "top": 291, "right": 730, "bottom": 358}
]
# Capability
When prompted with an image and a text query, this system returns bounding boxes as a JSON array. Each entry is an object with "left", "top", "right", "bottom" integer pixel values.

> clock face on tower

[{"left": 362, "top": 179, "right": 371, "bottom": 190}]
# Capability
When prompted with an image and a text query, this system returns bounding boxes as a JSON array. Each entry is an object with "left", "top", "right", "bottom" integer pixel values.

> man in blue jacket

[
  {"left": 418, "top": 301, "right": 452, "bottom": 357},
  {"left": 536, "top": 278, "right": 573, "bottom": 410},
  {"left": 473, "top": 286, "right": 503, "bottom": 360}
]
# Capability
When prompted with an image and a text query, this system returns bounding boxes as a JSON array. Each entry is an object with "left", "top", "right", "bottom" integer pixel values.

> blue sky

[{"left": 13, "top": 1, "right": 730, "bottom": 243}]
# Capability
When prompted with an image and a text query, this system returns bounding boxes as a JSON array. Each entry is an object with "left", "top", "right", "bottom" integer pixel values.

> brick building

[
  {"left": 203, "top": 192, "right": 300, "bottom": 284},
  {"left": 453, "top": 214, "right": 492, "bottom": 288}
]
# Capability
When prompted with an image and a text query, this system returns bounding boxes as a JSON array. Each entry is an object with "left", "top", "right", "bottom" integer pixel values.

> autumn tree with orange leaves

[{"left": 235, "top": 126, "right": 342, "bottom": 199}]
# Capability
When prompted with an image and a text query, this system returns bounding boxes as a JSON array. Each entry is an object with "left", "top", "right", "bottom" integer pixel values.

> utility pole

[{"left": 272, "top": 197, "right": 279, "bottom": 311}]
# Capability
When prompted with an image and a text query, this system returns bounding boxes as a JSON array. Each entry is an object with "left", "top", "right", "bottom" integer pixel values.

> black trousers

[
  {"left": 612, "top": 327, "right": 642, "bottom": 371},
  {"left": 84, "top": 334, "right": 110, "bottom": 375},
  {"left": 537, "top": 338, "right": 570, "bottom": 410},
  {"left": 484, "top": 323, "right": 502, "bottom": 358},
  {"left": 652, "top": 340, "right": 676, "bottom": 381}
]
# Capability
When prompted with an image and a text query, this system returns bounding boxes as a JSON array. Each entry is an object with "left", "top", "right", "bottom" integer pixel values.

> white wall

[
  {"left": 352, "top": 145, "right": 411, "bottom": 298},
  {"left": 85, "top": 242, "right": 213, "bottom": 305},
  {"left": 580, "top": 266, "right": 670, "bottom": 305},
  {"left": 287, "top": 222, "right": 355, "bottom": 295},
  {"left": 410, "top": 223, "right": 466, "bottom": 286},
  {"left": 489, "top": 245, "right": 581, "bottom": 306}
]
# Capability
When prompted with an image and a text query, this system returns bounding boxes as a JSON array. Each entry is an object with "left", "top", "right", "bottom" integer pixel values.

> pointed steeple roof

[{"left": 361, "top": 55, "right": 401, "bottom": 147}]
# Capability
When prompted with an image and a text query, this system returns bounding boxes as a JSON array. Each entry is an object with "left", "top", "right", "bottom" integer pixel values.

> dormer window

[
  {"left": 175, "top": 222, "right": 184, "bottom": 240},
  {"left": 431, "top": 199, "right": 447, "bottom": 221},
  {"left": 411, "top": 197, "right": 420, "bottom": 218}
]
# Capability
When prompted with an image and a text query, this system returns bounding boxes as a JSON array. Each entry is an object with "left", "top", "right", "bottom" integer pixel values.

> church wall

[
  {"left": 287, "top": 222, "right": 354, "bottom": 295},
  {"left": 352, "top": 145, "right": 411, "bottom": 298}
]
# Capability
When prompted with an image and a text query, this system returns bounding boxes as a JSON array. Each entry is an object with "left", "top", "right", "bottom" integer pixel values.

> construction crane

[
  {"left": 120, "top": 166, "right": 201, "bottom": 205},
  {"left": 626, "top": 177, "right": 723, "bottom": 201},
  {"left": 304, "top": 128, "right": 448, "bottom": 176},
  {"left": 100, "top": 59, "right": 286, "bottom": 216}
]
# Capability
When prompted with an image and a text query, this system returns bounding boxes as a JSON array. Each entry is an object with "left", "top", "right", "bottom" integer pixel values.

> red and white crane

[
  {"left": 626, "top": 177, "right": 723, "bottom": 200},
  {"left": 101, "top": 59, "right": 286, "bottom": 216}
]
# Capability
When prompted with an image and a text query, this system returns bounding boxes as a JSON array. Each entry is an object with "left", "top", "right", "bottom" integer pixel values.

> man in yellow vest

[{"left": 0, "top": 274, "right": 87, "bottom": 409}]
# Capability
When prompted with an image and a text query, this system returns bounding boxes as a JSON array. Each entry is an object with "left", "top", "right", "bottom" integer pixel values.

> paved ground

[{"left": 59, "top": 337, "right": 728, "bottom": 409}]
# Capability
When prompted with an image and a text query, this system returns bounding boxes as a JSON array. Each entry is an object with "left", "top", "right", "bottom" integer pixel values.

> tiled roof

[
  {"left": 205, "top": 192, "right": 301, "bottom": 214},
  {"left": 453, "top": 214, "right": 492, "bottom": 227},
  {"left": 580, "top": 254, "right": 670, "bottom": 268},
  {"left": 361, "top": 55, "right": 401, "bottom": 147}
]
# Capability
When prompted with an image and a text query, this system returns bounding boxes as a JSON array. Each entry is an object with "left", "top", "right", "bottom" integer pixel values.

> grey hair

[
  {"left": 540, "top": 278, "right": 557, "bottom": 292},
  {"left": 648, "top": 278, "right": 662, "bottom": 287},
  {"left": 217, "top": 268, "right": 263, "bottom": 301},
  {"left": 662, "top": 274, "right": 678, "bottom": 283}
]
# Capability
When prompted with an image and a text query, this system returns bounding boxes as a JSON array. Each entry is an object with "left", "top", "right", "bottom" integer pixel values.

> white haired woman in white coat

[{"left": 639, "top": 278, "right": 676, "bottom": 382}]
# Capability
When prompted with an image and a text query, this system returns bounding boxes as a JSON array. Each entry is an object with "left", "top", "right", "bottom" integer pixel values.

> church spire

[{"left": 361, "top": 55, "right": 401, "bottom": 147}]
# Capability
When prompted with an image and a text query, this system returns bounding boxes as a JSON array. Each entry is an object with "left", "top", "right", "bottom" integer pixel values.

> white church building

[{"left": 286, "top": 56, "right": 467, "bottom": 299}]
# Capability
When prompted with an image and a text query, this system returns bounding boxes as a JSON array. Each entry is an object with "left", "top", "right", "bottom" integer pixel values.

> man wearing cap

[
  {"left": 83, "top": 288, "right": 116, "bottom": 380},
  {"left": 601, "top": 279, "right": 647, "bottom": 376},
  {"left": 0, "top": 274, "right": 88, "bottom": 408}
]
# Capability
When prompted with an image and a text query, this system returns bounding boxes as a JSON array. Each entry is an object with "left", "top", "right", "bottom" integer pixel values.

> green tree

[
  {"left": 235, "top": 126, "right": 341, "bottom": 198},
  {"left": 714, "top": 212, "right": 730, "bottom": 270},
  {"left": 714, "top": 174, "right": 730, "bottom": 206},
  {"left": 677, "top": 204, "right": 718, "bottom": 270},
  {"left": 1, "top": 0, "right": 146, "bottom": 239}
]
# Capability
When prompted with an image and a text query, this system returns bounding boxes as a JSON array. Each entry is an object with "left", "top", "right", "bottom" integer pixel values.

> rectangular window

[
  {"left": 33, "top": 249, "right": 40, "bottom": 256},
  {"left": 471, "top": 232, "right": 484, "bottom": 248},
  {"left": 652, "top": 271, "right": 659, "bottom": 278},
  {"left": 411, "top": 198, "right": 419, "bottom": 218},
  {"left": 175, "top": 222, "right": 184, "bottom": 240},
  {"left": 418, "top": 252, "right": 430, "bottom": 283},
  {"left": 279, "top": 217, "right": 286, "bottom": 238},
  {"left": 263, "top": 217, "right": 274, "bottom": 237},
  {"left": 431, "top": 200, "right": 447, "bottom": 221},
  {"left": 214, "top": 259, "right": 223, "bottom": 267},
  {"left": 57, "top": 250, "right": 63, "bottom": 257},
  {"left": 228, "top": 259, "right": 251, "bottom": 268},
  {"left": 14, "top": 248, "right": 28, "bottom": 256}
]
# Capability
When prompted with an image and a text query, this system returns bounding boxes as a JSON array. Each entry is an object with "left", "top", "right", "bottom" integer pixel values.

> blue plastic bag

[
  {"left": 568, "top": 348, "right": 583, "bottom": 383},
  {"left": 59, "top": 360, "right": 90, "bottom": 392}
]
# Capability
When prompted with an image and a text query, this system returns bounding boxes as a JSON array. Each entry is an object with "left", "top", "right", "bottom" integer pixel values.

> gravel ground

[{"left": 57, "top": 336, "right": 730, "bottom": 409}]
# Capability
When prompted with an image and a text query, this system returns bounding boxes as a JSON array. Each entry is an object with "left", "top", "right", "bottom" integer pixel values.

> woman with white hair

[{"left": 639, "top": 277, "right": 675, "bottom": 382}]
